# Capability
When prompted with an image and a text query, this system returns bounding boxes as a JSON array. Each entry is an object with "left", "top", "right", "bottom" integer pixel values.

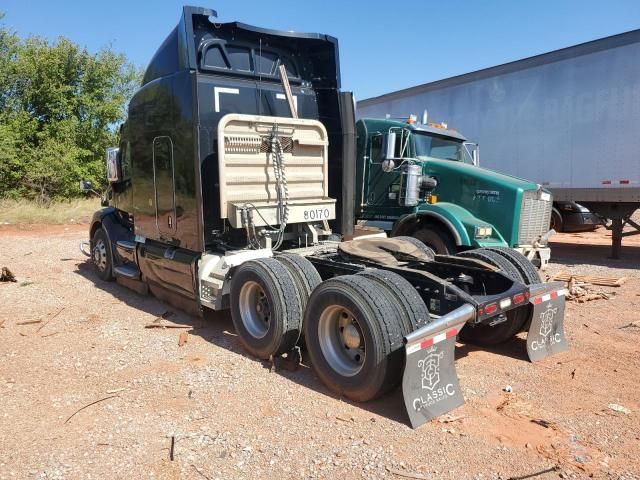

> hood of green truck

[{"left": 421, "top": 159, "right": 540, "bottom": 246}]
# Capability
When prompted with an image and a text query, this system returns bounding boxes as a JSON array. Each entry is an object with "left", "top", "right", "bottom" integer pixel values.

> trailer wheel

[
  {"left": 304, "top": 275, "right": 404, "bottom": 402},
  {"left": 230, "top": 258, "right": 303, "bottom": 359},
  {"left": 392, "top": 236, "right": 436, "bottom": 260},
  {"left": 275, "top": 253, "right": 322, "bottom": 304},
  {"left": 91, "top": 227, "right": 113, "bottom": 281},
  {"left": 410, "top": 227, "right": 456, "bottom": 255},
  {"left": 356, "top": 268, "right": 432, "bottom": 333},
  {"left": 457, "top": 248, "right": 527, "bottom": 345},
  {"left": 483, "top": 247, "right": 542, "bottom": 284}
]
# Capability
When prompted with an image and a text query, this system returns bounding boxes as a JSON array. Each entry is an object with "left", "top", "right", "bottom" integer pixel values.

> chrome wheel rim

[
  {"left": 93, "top": 239, "right": 108, "bottom": 272},
  {"left": 238, "top": 281, "right": 270, "bottom": 339},
  {"left": 318, "top": 305, "right": 366, "bottom": 377}
]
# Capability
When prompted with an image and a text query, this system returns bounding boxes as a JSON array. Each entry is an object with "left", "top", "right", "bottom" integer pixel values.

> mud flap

[
  {"left": 402, "top": 304, "right": 475, "bottom": 429},
  {"left": 526, "top": 281, "right": 569, "bottom": 362}
]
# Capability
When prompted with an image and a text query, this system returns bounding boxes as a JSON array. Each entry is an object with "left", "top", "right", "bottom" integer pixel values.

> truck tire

[
  {"left": 230, "top": 258, "right": 303, "bottom": 359},
  {"left": 91, "top": 227, "right": 114, "bottom": 281},
  {"left": 457, "top": 249, "right": 523, "bottom": 283},
  {"left": 484, "top": 247, "right": 540, "bottom": 332},
  {"left": 304, "top": 275, "right": 404, "bottom": 402},
  {"left": 550, "top": 208, "right": 563, "bottom": 233},
  {"left": 484, "top": 247, "right": 542, "bottom": 284},
  {"left": 392, "top": 236, "right": 436, "bottom": 260},
  {"left": 410, "top": 227, "right": 456, "bottom": 255},
  {"left": 356, "top": 268, "right": 431, "bottom": 333},
  {"left": 457, "top": 248, "right": 527, "bottom": 345},
  {"left": 275, "top": 253, "right": 322, "bottom": 304}
]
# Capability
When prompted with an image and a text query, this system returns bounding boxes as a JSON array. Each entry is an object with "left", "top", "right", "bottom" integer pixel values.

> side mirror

[
  {"left": 463, "top": 142, "right": 479, "bottom": 166},
  {"left": 79, "top": 180, "right": 93, "bottom": 192},
  {"left": 383, "top": 132, "right": 397, "bottom": 161}
]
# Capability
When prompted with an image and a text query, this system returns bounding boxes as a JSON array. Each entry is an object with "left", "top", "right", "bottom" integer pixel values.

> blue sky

[{"left": 2, "top": 0, "right": 640, "bottom": 99}]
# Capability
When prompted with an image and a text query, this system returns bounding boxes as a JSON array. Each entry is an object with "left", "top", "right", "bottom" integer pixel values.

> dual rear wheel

[
  {"left": 304, "top": 272, "right": 432, "bottom": 401},
  {"left": 229, "top": 241, "right": 537, "bottom": 401},
  {"left": 229, "top": 252, "right": 431, "bottom": 402}
]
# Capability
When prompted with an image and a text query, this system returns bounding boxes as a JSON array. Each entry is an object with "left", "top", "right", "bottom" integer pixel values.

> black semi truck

[{"left": 84, "top": 6, "right": 568, "bottom": 428}]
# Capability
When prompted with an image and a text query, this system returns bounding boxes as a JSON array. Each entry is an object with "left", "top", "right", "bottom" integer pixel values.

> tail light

[
  {"left": 513, "top": 292, "right": 526, "bottom": 304},
  {"left": 484, "top": 303, "right": 497, "bottom": 315}
]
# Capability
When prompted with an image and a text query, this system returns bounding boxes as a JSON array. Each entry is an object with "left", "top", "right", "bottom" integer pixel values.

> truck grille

[{"left": 518, "top": 190, "right": 552, "bottom": 245}]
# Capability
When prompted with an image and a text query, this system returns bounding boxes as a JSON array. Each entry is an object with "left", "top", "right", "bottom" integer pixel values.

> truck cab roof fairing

[{"left": 142, "top": 6, "right": 340, "bottom": 89}]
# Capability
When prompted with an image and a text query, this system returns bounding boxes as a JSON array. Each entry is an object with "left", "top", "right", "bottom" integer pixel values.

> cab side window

[
  {"left": 120, "top": 141, "right": 131, "bottom": 180},
  {"left": 370, "top": 135, "right": 384, "bottom": 162}
]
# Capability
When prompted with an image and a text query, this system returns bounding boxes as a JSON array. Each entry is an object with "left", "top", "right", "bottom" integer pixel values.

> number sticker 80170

[{"left": 303, "top": 208, "right": 331, "bottom": 221}]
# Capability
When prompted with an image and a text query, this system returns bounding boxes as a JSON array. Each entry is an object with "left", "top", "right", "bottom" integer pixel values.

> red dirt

[{"left": 0, "top": 226, "right": 638, "bottom": 479}]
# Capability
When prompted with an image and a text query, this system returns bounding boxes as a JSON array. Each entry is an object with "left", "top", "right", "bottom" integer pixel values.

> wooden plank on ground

[{"left": 551, "top": 272, "right": 627, "bottom": 287}]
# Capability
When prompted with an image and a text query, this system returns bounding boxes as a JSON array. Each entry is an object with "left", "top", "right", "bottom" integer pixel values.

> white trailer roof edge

[{"left": 359, "top": 28, "right": 640, "bottom": 107}]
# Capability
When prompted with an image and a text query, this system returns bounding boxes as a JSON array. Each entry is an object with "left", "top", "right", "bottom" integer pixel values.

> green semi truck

[{"left": 355, "top": 117, "right": 553, "bottom": 268}]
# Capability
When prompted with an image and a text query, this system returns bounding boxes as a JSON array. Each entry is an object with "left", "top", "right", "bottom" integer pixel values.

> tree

[{"left": 0, "top": 14, "right": 141, "bottom": 201}]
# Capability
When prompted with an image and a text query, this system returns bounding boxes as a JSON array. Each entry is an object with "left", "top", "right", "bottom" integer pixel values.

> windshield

[{"left": 414, "top": 132, "right": 464, "bottom": 162}]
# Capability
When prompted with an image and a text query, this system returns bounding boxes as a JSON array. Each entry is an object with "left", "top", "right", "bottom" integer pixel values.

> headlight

[{"left": 475, "top": 226, "right": 493, "bottom": 238}]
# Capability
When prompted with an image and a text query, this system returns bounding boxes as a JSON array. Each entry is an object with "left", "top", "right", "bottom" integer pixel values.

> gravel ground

[{"left": 0, "top": 224, "right": 639, "bottom": 480}]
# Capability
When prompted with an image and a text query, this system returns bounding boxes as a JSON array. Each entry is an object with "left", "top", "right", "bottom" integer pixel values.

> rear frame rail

[{"left": 307, "top": 252, "right": 529, "bottom": 320}]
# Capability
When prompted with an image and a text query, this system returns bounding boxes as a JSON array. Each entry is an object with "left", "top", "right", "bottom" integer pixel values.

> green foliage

[{"left": 0, "top": 14, "right": 141, "bottom": 201}]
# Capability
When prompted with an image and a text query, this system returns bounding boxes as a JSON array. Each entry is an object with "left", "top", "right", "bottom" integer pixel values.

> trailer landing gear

[
  {"left": 584, "top": 203, "right": 639, "bottom": 259},
  {"left": 608, "top": 215, "right": 640, "bottom": 259}
]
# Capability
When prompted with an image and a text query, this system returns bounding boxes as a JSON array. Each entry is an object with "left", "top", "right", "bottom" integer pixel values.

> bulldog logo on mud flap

[
  {"left": 530, "top": 303, "right": 563, "bottom": 351},
  {"left": 418, "top": 349, "right": 444, "bottom": 391},
  {"left": 412, "top": 346, "right": 457, "bottom": 413},
  {"left": 539, "top": 304, "right": 557, "bottom": 337}
]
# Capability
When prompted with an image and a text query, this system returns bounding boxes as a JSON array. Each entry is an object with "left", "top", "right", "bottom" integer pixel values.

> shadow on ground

[
  {"left": 73, "top": 260, "right": 414, "bottom": 426},
  {"left": 74, "top": 259, "right": 537, "bottom": 428},
  {"left": 455, "top": 335, "right": 529, "bottom": 363},
  {"left": 549, "top": 240, "right": 640, "bottom": 270}
]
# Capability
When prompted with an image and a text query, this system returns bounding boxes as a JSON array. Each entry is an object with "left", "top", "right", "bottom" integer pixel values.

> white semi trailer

[{"left": 357, "top": 29, "right": 640, "bottom": 258}]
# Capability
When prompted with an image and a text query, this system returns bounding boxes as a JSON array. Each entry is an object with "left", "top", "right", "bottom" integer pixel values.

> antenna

[{"left": 278, "top": 65, "right": 298, "bottom": 118}]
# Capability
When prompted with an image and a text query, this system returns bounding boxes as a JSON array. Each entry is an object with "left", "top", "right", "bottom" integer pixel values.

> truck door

[
  {"left": 365, "top": 134, "right": 403, "bottom": 210},
  {"left": 152, "top": 136, "right": 177, "bottom": 237}
]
